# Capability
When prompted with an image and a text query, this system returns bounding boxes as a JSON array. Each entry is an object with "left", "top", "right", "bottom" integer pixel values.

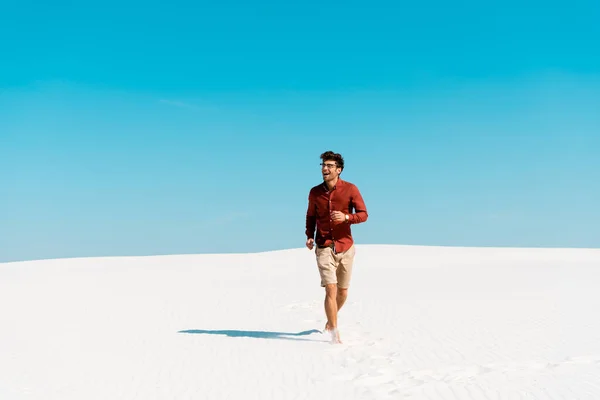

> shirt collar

[{"left": 322, "top": 177, "right": 344, "bottom": 191}]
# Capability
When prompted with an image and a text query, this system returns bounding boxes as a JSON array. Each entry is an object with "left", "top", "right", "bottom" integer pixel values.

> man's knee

[
  {"left": 325, "top": 283, "right": 337, "bottom": 298},
  {"left": 337, "top": 288, "right": 348, "bottom": 298}
]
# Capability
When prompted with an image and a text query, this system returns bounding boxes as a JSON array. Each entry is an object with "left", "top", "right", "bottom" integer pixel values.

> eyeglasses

[{"left": 320, "top": 163, "right": 337, "bottom": 169}]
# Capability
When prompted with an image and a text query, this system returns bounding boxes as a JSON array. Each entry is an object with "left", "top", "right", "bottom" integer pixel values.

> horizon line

[{"left": 2, "top": 242, "right": 599, "bottom": 265}]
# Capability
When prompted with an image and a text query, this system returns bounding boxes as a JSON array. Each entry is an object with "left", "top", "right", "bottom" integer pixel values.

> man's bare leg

[
  {"left": 324, "top": 284, "right": 342, "bottom": 343},
  {"left": 324, "top": 284, "right": 337, "bottom": 329},
  {"left": 336, "top": 288, "right": 348, "bottom": 312},
  {"left": 325, "top": 287, "right": 349, "bottom": 330}
]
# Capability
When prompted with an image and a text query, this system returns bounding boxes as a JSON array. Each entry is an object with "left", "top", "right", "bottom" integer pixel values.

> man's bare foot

[
  {"left": 329, "top": 328, "right": 342, "bottom": 344},
  {"left": 324, "top": 321, "right": 333, "bottom": 332}
]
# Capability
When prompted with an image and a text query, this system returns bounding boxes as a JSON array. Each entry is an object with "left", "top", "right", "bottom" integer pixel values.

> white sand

[{"left": 2, "top": 244, "right": 600, "bottom": 399}]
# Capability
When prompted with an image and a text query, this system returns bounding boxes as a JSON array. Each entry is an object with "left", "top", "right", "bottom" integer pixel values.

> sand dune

[{"left": 2, "top": 244, "right": 600, "bottom": 399}]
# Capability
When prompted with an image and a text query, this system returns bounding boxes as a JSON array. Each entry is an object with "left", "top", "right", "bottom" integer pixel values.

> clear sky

[{"left": 1, "top": 0, "right": 599, "bottom": 262}]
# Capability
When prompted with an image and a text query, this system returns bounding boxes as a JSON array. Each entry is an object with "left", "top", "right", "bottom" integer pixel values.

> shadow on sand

[{"left": 178, "top": 329, "right": 327, "bottom": 342}]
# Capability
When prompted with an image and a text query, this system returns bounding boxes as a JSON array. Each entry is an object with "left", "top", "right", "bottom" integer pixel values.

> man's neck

[{"left": 324, "top": 177, "right": 339, "bottom": 190}]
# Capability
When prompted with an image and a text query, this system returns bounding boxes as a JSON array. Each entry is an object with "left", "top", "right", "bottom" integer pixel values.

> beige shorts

[{"left": 315, "top": 245, "right": 356, "bottom": 288}]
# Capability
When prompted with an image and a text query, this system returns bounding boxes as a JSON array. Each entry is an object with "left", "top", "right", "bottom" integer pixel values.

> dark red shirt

[{"left": 305, "top": 178, "right": 368, "bottom": 253}]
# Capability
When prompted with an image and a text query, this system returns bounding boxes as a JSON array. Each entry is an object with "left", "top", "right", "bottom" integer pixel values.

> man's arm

[
  {"left": 348, "top": 185, "right": 368, "bottom": 224},
  {"left": 305, "top": 190, "right": 317, "bottom": 239}
]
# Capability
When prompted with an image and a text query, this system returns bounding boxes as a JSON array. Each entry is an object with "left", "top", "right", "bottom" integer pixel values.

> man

[{"left": 305, "top": 150, "right": 368, "bottom": 344}]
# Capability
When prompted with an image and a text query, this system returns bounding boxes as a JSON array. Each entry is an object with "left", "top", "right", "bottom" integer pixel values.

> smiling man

[{"left": 305, "top": 151, "right": 368, "bottom": 344}]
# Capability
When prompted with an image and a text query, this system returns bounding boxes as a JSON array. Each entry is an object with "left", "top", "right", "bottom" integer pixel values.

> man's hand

[
  {"left": 306, "top": 238, "right": 314, "bottom": 250},
  {"left": 330, "top": 211, "right": 347, "bottom": 223}
]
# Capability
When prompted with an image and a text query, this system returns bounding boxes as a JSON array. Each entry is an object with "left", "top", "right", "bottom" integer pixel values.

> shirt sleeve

[
  {"left": 305, "top": 190, "right": 317, "bottom": 239},
  {"left": 349, "top": 185, "right": 368, "bottom": 224}
]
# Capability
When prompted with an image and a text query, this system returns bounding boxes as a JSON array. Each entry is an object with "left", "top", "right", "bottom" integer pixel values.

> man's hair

[{"left": 320, "top": 151, "right": 344, "bottom": 171}]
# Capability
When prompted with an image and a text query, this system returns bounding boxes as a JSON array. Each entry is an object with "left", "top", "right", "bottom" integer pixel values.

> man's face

[{"left": 321, "top": 160, "right": 341, "bottom": 182}]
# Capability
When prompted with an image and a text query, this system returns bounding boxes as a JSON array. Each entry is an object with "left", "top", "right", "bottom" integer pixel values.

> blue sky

[{"left": 1, "top": 0, "right": 599, "bottom": 262}]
